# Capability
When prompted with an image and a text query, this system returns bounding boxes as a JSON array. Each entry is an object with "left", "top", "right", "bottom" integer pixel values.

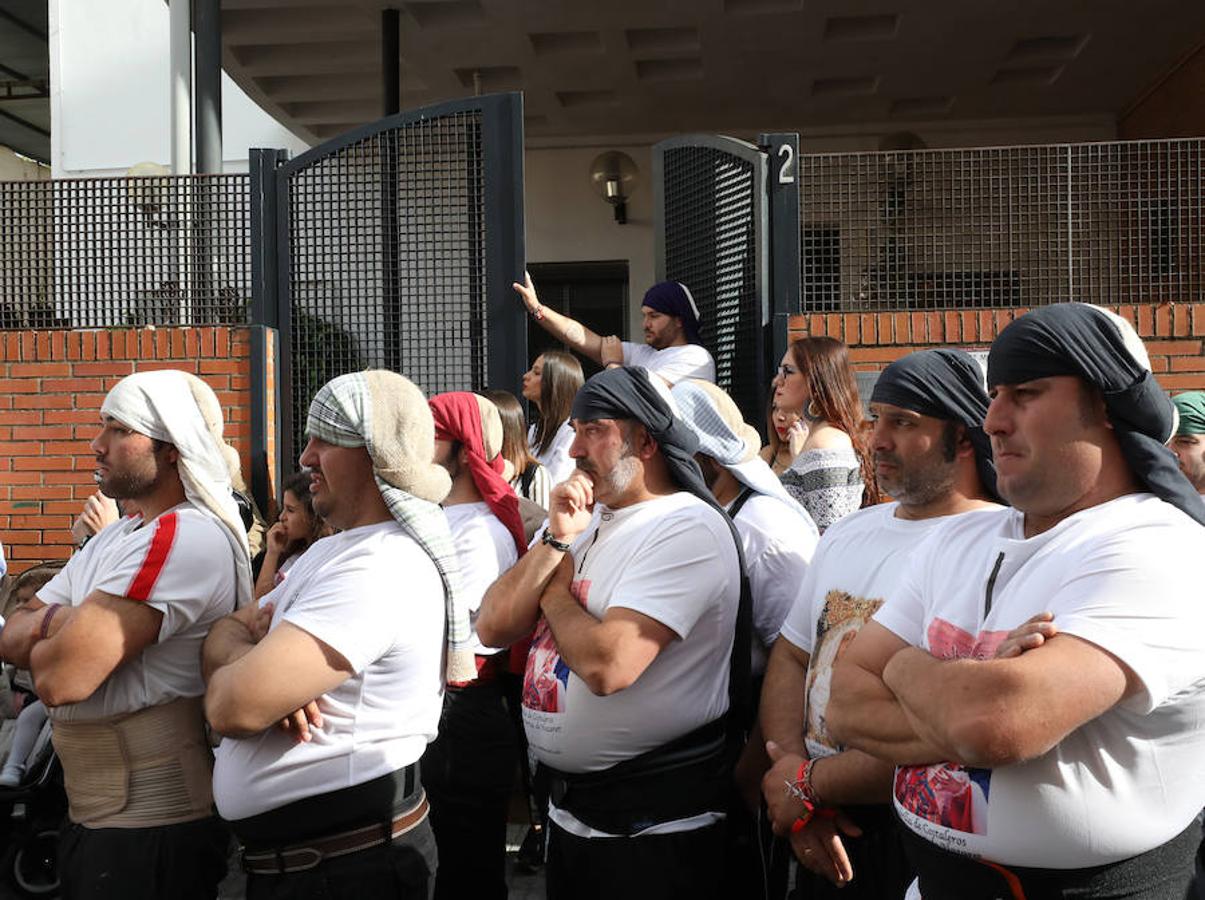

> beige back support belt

[{"left": 52, "top": 695, "right": 215, "bottom": 829}]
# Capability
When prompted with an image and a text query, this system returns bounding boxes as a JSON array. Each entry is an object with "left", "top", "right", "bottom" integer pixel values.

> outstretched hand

[{"left": 513, "top": 271, "right": 540, "bottom": 315}]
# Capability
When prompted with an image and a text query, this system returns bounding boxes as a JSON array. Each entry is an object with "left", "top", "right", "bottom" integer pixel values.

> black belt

[{"left": 544, "top": 718, "right": 730, "bottom": 836}]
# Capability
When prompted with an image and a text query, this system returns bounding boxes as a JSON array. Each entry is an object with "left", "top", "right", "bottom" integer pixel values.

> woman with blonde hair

[
  {"left": 772, "top": 336, "right": 878, "bottom": 532},
  {"left": 521, "top": 350, "right": 584, "bottom": 486}
]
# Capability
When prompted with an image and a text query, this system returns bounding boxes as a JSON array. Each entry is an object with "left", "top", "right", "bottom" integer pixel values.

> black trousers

[
  {"left": 421, "top": 679, "right": 519, "bottom": 900},
  {"left": 547, "top": 819, "right": 726, "bottom": 900},
  {"left": 58, "top": 815, "right": 229, "bottom": 900},
  {"left": 244, "top": 818, "right": 437, "bottom": 900}
]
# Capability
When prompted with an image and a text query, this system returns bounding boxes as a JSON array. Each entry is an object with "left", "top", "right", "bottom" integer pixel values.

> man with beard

[
  {"left": 1171, "top": 391, "right": 1205, "bottom": 494},
  {"left": 0, "top": 370, "right": 251, "bottom": 899},
  {"left": 205, "top": 371, "right": 467, "bottom": 899},
  {"left": 830, "top": 305, "right": 1205, "bottom": 898},
  {"left": 515, "top": 274, "right": 715, "bottom": 384},
  {"left": 759, "top": 349, "right": 1000, "bottom": 898},
  {"left": 477, "top": 366, "right": 742, "bottom": 899}
]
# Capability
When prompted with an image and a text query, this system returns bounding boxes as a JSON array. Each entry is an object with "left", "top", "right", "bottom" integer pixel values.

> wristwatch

[{"left": 541, "top": 530, "right": 572, "bottom": 553}]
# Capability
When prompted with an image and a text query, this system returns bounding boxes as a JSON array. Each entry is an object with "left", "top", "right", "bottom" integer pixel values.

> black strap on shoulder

[
  {"left": 519, "top": 463, "right": 537, "bottom": 496},
  {"left": 722, "top": 488, "right": 756, "bottom": 744}
]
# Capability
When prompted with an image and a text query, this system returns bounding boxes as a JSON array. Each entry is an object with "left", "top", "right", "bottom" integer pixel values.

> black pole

[
  {"left": 382, "top": 9, "right": 400, "bottom": 116},
  {"left": 195, "top": 0, "right": 223, "bottom": 173},
  {"left": 381, "top": 8, "right": 401, "bottom": 372},
  {"left": 759, "top": 132, "right": 801, "bottom": 435}
]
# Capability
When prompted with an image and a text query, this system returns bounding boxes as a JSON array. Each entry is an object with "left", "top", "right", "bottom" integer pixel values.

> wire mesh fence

[
  {"left": 800, "top": 138, "right": 1205, "bottom": 311},
  {"left": 0, "top": 174, "right": 252, "bottom": 328},
  {"left": 283, "top": 109, "right": 487, "bottom": 458}
]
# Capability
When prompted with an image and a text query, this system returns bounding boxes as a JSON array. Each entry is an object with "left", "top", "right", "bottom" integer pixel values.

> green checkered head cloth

[{"left": 306, "top": 370, "right": 476, "bottom": 684}]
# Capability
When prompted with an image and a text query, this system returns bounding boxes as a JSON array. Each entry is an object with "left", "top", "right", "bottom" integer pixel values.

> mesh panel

[
  {"left": 800, "top": 138, "right": 1205, "bottom": 311},
  {"left": 0, "top": 175, "right": 251, "bottom": 328},
  {"left": 285, "top": 111, "right": 486, "bottom": 456},
  {"left": 662, "top": 145, "right": 762, "bottom": 419}
]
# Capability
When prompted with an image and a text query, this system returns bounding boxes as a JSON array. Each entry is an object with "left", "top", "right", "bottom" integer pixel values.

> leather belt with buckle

[{"left": 241, "top": 795, "right": 429, "bottom": 875}]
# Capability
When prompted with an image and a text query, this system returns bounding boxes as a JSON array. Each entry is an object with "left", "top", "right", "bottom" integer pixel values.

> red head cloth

[{"left": 429, "top": 392, "right": 526, "bottom": 555}]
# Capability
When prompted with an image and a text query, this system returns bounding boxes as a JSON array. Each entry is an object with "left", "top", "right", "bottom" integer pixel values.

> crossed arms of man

[{"left": 476, "top": 472, "right": 677, "bottom": 697}]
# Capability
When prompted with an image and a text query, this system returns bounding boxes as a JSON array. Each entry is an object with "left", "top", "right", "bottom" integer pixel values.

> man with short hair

[
  {"left": 0, "top": 369, "right": 251, "bottom": 900},
  {"left": 1171, "top": 391, "right": 1205, "bottom": 493},
  {"left": 759, "top": 349, "right": 1000, "bottom": 898},
  {"left": 204, "top": 370, "right": 471, "bottom": 899},
  {"left": 477, "top": 366, "right": 742, "bottom": 899},
  {"left": 423, "top": 391, "right": 526, "bottom": 900},
  {"left": 830, "top": 305, "right": 1205, "bottom": 898},
  {"left": 515, "top": 274, "right": 716, "bottom": 384}
]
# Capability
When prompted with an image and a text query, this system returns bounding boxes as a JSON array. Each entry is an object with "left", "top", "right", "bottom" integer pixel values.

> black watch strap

[{"left": 541, "top": 530, "right": 572, "bottom": 553}]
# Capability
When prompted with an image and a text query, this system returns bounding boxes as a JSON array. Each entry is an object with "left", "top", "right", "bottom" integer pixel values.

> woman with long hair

[
  {"left": 484, "top": 389, "right": 553, "bottom": 510},
  {"left": 253, "top": 470, "right": 333, "bottom": 599},
  {"left": 521, "top": 350, "right": 584, "bottom": 486},
  {"left": 760, "top": 392, "right": 801, "bottom": 476},
  {"left": 772, "top": 336, "right": 878, "bottom": 532}
]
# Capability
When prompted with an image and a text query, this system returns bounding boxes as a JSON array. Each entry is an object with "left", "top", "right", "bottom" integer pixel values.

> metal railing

[
  {"left": 0, "top": 174, "right": 252, "bottom": 328},
  {"left": 800, "top": 137, "right": 1205, "bottom": 311}
]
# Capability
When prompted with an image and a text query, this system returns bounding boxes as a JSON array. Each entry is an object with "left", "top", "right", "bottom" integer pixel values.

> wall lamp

[{"left": 589, "top": 151, "right": 639, "bottom": 225}]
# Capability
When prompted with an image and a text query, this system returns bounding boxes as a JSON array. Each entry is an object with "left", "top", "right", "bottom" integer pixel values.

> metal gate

[
  {"left": 653, "top": 133, "right": 799, "bottom": 429},
  {"left": 251, "top": 93, "right": 526, "bottom": 479}
]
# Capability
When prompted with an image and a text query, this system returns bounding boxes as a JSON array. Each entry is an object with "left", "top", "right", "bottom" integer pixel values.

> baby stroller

[{"left": 0, "top": 719, "right": 65, "bottom": 897}]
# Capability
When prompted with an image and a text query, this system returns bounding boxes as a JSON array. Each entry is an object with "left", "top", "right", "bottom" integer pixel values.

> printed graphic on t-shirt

[
  {"left": 522, "top": 579, "right": 589, "bottom": 713},
  {"left": 927, "top": 618, "right": 1009, "bottom": 660},
  {"left": 804, "top": 590, "right": 883, "bottom": 758},
  {"left": 895, "top": 764, "right": 992, "bottom": 839}
]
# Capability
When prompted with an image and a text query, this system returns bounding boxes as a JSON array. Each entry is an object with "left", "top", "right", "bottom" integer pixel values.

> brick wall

[
  {"left": 788, "top": 302, "right": 1205, "bottom": 392},
  {"left": 0, "top": 327, "right": 257, "bottom": 575}
]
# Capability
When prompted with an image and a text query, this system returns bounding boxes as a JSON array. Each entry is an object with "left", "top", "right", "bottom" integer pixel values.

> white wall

[
  {"left": 49, "top": 0, "right": 310, "bottom": 179},
  {"left": 524, "top": 144, "right": 656, "bottom": 337}
]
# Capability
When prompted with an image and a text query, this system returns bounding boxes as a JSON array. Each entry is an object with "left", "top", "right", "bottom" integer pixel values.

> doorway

[{"left": 525, "top": 261, "right": 629, "bottom": 382}]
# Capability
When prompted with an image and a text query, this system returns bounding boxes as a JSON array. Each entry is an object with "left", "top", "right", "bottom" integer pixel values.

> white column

[{"left": 169, "top": 0, "right": 192, "bottom": 174}]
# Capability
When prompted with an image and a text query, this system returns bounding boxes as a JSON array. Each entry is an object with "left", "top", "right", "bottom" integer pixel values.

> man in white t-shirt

[
  {"left": 423, "top": 391, "right": 526, "bottom": 900},
  {"left": 515, "top": 273, "right": 716, "bottom": 384},
  {"left": 205, "top": 370, "right": 469, "bottom": 900},
  {"left": 477, "top": 366, "right": 742, "bottom": 900},
  {"left": 0, "top": 369, "right": 251, "bottom": 900},
  {"left": 758, "top": 349, "right": 1000, "bottom": 899},
  {"left": 830, "top": 304, "right": 1205, "bottom": 899}
]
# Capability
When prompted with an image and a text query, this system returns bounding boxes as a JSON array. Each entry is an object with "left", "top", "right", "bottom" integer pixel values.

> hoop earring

[{"left": 805, "top": 400, "right": 822, "bottom": 421}]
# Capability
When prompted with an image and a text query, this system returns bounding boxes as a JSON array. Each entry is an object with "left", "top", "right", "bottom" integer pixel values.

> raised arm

[{"left": 513, "top": 273, "right": 609, "bottom": 364}]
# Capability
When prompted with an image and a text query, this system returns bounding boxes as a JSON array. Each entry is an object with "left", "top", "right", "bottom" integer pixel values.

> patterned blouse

[{"left": 779, "top": 446, "right": 865, "bottom": 534}]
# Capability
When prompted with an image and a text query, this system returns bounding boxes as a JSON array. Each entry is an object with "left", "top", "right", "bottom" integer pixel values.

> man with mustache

[
  {"left": 830, "top": 305, "right": 1205, "bottom": 898},
  {"left": 0, "top": 370, "right": 250, "bottom": 899},
  {"left": 515, "top": 274, "right": 715, "bottom": 385},
  {"left": 759, "top": 349, "right": 1000, "bottom": 898},
  {"left": 477, "top": 366, "right": 742, "bottom": 899}
]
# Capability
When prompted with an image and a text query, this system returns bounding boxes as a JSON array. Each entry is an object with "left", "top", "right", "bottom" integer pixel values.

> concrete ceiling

[
  {"left": 0, "top": 0, "right": 49, "bottom": 162},
  {"left": 226, "top": 1, "right": 1205, "bottom": 146}
]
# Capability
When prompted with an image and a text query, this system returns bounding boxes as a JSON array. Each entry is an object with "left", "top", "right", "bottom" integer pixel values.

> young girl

[
  {"left": 484, "top": 389, "right": 553, "bottom": 510},
  {"left": 521, "top": 350, "right": 584, "bottom": 486},
  {"left": 253, "top": 471, "right": 331, "bottom": 600}
]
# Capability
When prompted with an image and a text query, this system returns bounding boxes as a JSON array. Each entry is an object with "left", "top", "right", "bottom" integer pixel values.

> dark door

[{"left": 525, "top": 260, "right": 629, "bottom": 383}]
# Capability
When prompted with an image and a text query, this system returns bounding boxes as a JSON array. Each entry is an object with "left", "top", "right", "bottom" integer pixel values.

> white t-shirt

[
  {"left": 522, "top": 492, "right": 739, "bottom": 776},
  {"left": 622, "top": 342, "right": 716, "bottom": 385},
  {"left": 874, "top": 494, "right": 1205, "bottom": 868},
  {"left": 212, "top": 521, "right": 445, "bottom": 821},
  {"left": 780, "top": 502, "right": 999, "bottom": 759},
  {"left": 729, "top": 492, "right": 817, "bottom": 676},
  {"left": 444, "top": 501, "right": 520, "bottom": 656},
  {"left": 529, "top": 420, "right": 576, "bottom": 486},
  {"left": 39, "top": 504, "right": 237, "bottom": 722}
]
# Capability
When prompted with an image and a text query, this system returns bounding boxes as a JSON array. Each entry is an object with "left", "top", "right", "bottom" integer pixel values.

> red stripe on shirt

[{"left": 126, "top": 512, "right": 179, "bottom": 601}]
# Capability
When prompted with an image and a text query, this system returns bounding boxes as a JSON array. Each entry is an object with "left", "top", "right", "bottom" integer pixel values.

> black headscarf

[
  {"left": 571, "top": 366, "right": 754, "bottom": 732},
  {"left": 988, "top": 303, "right": 1205, "bottom": 526},
  {"left": 871, "top": 348, "right": 1001, "bottom": 503}
]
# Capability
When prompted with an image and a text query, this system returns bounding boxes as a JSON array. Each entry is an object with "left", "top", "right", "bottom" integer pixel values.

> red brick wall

[
  {"left": 0, "top": 327, "right": 257, "bottom": 575},
  {"left": 789, "top": 303, "right": 1205, "bottom": 391}
]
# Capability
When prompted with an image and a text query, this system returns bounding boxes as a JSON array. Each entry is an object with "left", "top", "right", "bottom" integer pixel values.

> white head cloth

[
  {"left": 671, "top": 379, "right": 820, "bottom": 539},
  {"left": 100, "top": 370, "right": 252, "bottom": 608}
]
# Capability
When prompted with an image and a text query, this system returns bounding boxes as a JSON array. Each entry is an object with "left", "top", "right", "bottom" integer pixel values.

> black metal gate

[
  {"left": 251, "top": 93, "right": 526, "bottom": 484},
  {"left": 653, "top": 133, "right": 799, "bottom": 429}
]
